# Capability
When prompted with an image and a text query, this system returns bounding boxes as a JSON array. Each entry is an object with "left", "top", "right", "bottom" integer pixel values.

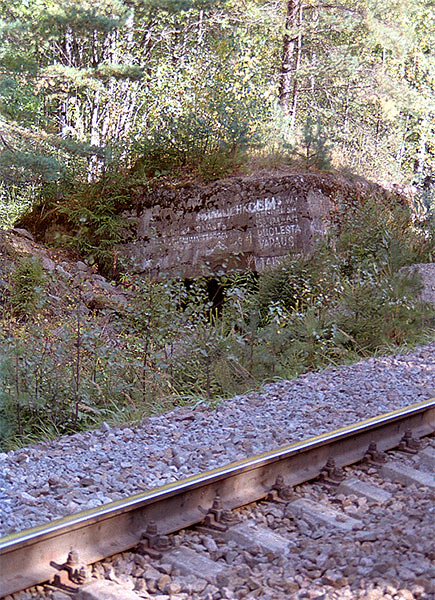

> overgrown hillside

[
  {"left": 15, "top": 169, "right": 410, "bottom": 278},
  {"left": 0, "top": 181, "right": 434, "bottom": 450}
]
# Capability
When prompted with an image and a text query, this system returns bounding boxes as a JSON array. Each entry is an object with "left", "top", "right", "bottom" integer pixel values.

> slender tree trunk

[
  {"left": 375, "top": 105, "right": 381, "bottom": 150},
  {"left": 198, "top": 9, "right": 204, "bottom": 45},
  {"left": 278, "top": 0, "right": 301, "bottom": 116},
  {"left": 15, "top": 352, "right": 22, "bottom": 436},
  {"left": 289, "top": 3, "right": 303, "bottom": 131},
  {"left": 309, "top": 9, "right": 319, "bottom": 94},
  {"left": 74, "top": 288, "right": 81, "bottom": 426},
  {"left": 343, "top": 87, "right": 350, "bottom": 133},
  {"left": 142, "top": 340, "right": 148, "bottom": 400},
  {"left": 415, "top": 116, "right": 428, "bottom": 178},
  {"left": 88, "top": 89, "right": 102, "bottom": 180},
  {"left": 59, "top": 27, "right": 74, "bottom": 137},
  {"left": 396, "top": 113, "right": 410, "bottom": 169}
]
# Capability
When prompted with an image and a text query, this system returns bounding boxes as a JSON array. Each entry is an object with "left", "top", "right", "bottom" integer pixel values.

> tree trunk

[
  {"left": 198, "top": 9, "right": 204, "bottom": 45},
  {"left": 87, "top": 89, "right": 102, "bottom": 180},
  {"left": 59, "top": 27, "right": 74, "bottom": 137},
  {"left": 396, "top": 113, "right": 410, "bottom": 169},
  {"left": 415, "top": 116, "right": 428, "bottom": 178},
  {"left": 278, "top": 0, "right": 301, "bottom": 115},
  {"left": 309, "top": 8, "right": 319, "bottom": 94},
  {"left": 289, "top": 3, "right": 303, "bottom": 131}
]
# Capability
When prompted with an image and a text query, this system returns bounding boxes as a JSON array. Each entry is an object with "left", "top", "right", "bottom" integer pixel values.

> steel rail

[{"left": 1, "top": 398, "right": 434, "bottom": 597}]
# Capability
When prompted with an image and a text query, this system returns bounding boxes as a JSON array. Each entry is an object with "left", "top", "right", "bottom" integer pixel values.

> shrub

[
  {"left": 57, "top": 173, "right": 129, "bottom": 276},
  {"left": 7, "top": 255, "right": 45, "bottom": 317},
  {"left": 132, "top": 98, "right": 258, "bottom": 181}
]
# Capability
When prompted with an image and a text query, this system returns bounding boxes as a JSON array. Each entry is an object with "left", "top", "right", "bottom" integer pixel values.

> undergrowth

[
  {"left": 17, "top": 170, "right": 131, "bottom": 277},
  {"left": 1, "top": 199, "right": 434, "bottom": 450}
]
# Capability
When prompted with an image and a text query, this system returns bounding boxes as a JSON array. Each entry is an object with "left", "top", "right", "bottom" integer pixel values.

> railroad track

[{"left": 1, "top": 398, "right": 434, "bottom": 599}]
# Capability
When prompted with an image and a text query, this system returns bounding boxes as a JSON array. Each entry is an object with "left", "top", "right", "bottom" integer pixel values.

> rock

[
  {"left": 133, "top": 579, "right": 147, "bottom": 592},
  {"left": 52, "top": 592, "right": 73, "bottom": 600},
  {"left": 164, "top": 582, "right": 182, "bottom": 595},
  {"left": 42, "top": 256, "right": 55, "bottom": 271},
  {"left": 395, "top": 590, "right": 415, "bottom": 600},
  {"left": 12, "top": 228, "right": 34, "bottom": 241},
  {"left": 202, "top": 536, "right": 218, "bottom": 553},
  {"left": 54, "top": 263, "right": 71, "bottom": 278},
  {"left": 144, "top": 566, "right": 162, "bottom": 582},
  {"left": 76, "top": 580, "right": 142, "bottom": 600},
  {"left": 282, "top": 580, "right": 299, "bottom": 593},
  {"left": 80, "top": 477, "right": 95, "bottom": 487},
  {"left": 20, "top": 491, "right": 39, "bottom": 506},
  {"left": 401, "top": 263, "right": 435, "bottom": 305},
  {"left": 120, "top": 174, "right": 347, "bottom": 278},
  {"left": 157, "top": 574, "right": 171, "bottom": 591}
]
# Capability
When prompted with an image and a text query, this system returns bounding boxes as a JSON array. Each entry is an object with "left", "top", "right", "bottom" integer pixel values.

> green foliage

[
  {"left": 7, "top": 255, "right": 45, "bottom": 317},
  {"left": 297, "top": 117, "right": 332, "bottom": 170},
  {"left": 0, "top": 0, "right": 434, "bottom": 190},
  {"left": 257, "top": 240, "right": 343, "bottom": 320},
  {"left": 133, "top": 87, "right": 263, "bottom": 181},
  {"left": 0, "top": 77, "right": 40, "bottom": 123},
  {"left": 332, "top": 270, "right": 425, "bottom": 349},
  {"left": 0, "top": 182, "right": 35, "bottom": 228},
  {"left": 0, "top": 0, "right": 434, "bottom": 446},
  {"left": 41, "top": 171, "right": 130, "bottom": 274},
  {"left": 336, "top": 198, "right": 435, "bottom": 272},
  {"left": 254, "top": 199, "right": 433, "bottom": 369},
  {"left": 0, "top": 149, "right": 64, "bottom": 183}
]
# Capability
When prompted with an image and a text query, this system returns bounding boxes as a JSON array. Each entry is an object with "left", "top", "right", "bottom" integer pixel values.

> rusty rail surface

[{"left": 1, "top": 398, "right": 434, "bottom": 597}]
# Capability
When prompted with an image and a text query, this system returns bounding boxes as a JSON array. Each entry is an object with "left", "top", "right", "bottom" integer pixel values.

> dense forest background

[{"left": 0, "top": 0, "right": 434, "bottom": 222}]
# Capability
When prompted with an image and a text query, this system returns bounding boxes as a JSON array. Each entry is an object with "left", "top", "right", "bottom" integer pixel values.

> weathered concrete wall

[{"left": 119, "top": 172, "right": 399, "bottom": 277}]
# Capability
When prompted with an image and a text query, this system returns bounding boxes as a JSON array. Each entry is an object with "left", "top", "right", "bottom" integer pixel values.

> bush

[
  {"left": 257, "top": 242, "right": 342, "bottom": 319},
  {"left": 256, "top": 198, "right": 434, "bottom": 363},
  {"left": 18, "top": 171, "right": 131, "bottom": 276},
  {"left": 7, "top": 255, "right": 45, "bottom": 317},
  {"left": 0, "top": 182, "right": 36, "bottom": 229},
  {"left": 336, "top": 198, "right": 433, "bottom": 273},
  {"left": 57, "top": 173, "right": 130, "bottom": 276},
  {"left": 132, "top": 95, "right": 260, "bottom": 181}
]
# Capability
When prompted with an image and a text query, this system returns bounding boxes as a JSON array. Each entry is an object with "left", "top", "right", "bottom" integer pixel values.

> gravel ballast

[{"left": 1, "top": 342, "right": 434, "bottom": 537}]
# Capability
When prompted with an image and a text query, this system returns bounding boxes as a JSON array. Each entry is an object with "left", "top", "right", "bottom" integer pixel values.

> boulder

[{"left": 406, "top": 263, "right": 435, "bottom": 305}]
